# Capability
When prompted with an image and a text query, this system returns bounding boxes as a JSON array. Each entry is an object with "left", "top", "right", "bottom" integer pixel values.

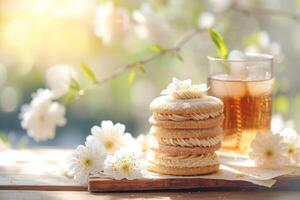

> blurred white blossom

[
  {"left": 104, "top": 149, "right": 143, "bottom": 180},
  {"left": 20, "top": 89, "right": 66, "bottom": 142},
  {"left": 245, "top": 31, "right": 284, "bottom": 62},
  {"left": 94, "top": 2, "right": 130, "bottom": 45},
  {"left": 136, "top": 134, "right": 150, "bottom": 156},
  {"left": 133, "top": 4, "right": 175, "bottom": 46},
  {"left": 86, "top": 120, "right": 134, "bottom": 155},
  {"left": 46, "top": 65, "right": 72, "bottom": 98},
  {"left": 198, "top": 12, "right": 215, "bottom": 29},
  {"left": 67, "top": 145, "right": 104, "bottom": 185}
]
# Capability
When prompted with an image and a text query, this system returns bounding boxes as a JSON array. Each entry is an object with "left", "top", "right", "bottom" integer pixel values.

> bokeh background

[{"left": 0, "top": 0, "right": 299, "bottom": 148}]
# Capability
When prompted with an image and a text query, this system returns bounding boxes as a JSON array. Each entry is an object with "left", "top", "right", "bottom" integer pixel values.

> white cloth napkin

[{"left": 141, "top": 153, "right": 297, "bottom": 187}]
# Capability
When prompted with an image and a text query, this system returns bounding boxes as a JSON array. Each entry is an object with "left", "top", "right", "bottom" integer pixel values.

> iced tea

[{"left": 208, "top": 74, "right": 273, "bottom": 153}]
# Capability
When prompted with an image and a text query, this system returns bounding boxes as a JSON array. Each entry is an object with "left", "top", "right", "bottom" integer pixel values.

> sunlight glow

[
  {"left": 0, "top": 149, "right": 70, "bottom": 175},
  {"left": 0, "top": 0, "right": 95, "bottom": 72}
]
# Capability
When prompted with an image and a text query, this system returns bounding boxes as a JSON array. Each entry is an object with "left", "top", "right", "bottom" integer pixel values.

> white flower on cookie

[
  {"left": 161, "top": 77, "right": 208, "bottom": 99},
  {"left": 104, "top": 149, "right": 144, "bottom": 180}
]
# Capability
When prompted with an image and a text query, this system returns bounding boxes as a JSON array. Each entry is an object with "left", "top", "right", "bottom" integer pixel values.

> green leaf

[
  {"left": 297, "top": 0, "right": 300, "bottom": 11},
  {"left": 138, "top": 65, "right": 146, "bottom": 73},
  {"left": 128, "top": 70, "right": 137, "bottom": 85},
  {"left": 80, "top": 62, "right": 98, "bottom": 84},
  {"left": 62, "top": 89, "right": 78, "bottom": 105},
  {"left": 208, "top": 28, "right": 228, "bottom": 59},
  {"left": 149, "top": 44, "right": 164, "bottom": 53},
  {"left": 0, "top": 131, "right": 9, "bottom": 145},
  {"left": 70, "top": 78, "right": 80, "bottom": 91},
  {"left": 274, "top": 95, "right": 289, "bottom": 115}
]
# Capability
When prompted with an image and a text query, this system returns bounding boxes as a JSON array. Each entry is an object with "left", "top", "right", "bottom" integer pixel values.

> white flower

[
  {"left": 278, "top": 128, "right": 300, "bottom": 165},
  {"left": 133, "top": 4, "right": 175, "bottom": 46},
  {"left": 94, "top": 2, "right": 130, "bottom": 45},
  {"left": 161, "top": 77, "right": 208, "bottom": 96},
  {"left": 249, "top": 131, "right": 289, "bottom": 168},
  {"left": 136, "top": 134, "right": 150, "bottom": 156},
  {"left": 66, "top": 145, "right": 104, "bottom": 184},
  {"left": 104, "top": 149, "right": 143, "bottom": 180},
  {"left": 245, "top": 30, "right": 284, "bottom": 62},
  {"left": 46, "top": 65, "right": 72, "bottom": 98},
  {"left": 85, "top": 120, "right": 133, "bottom": 155},
  {"left": 20, "top": 89, "right": 66, "bottom": 142},
  {"left": 198, "top": 12, "right": 215, "bottom": 29},
  {"left": 161, "top": 78, "right": 192, "bottom": 94}
]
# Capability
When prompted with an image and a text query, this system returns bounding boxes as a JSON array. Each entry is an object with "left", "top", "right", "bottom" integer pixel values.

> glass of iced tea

[{"left": 207, "top": 53, "right": 274, "bottom": 154}]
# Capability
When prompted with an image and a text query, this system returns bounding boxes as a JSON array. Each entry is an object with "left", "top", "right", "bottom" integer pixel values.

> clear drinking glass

[{"left": 207, "top": 53, "right": 274, "bottom": 154}]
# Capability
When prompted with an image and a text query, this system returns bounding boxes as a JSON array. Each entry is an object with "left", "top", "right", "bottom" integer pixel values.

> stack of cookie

[{"left": 147, "top": 78, "right": 224, "bottom": 175}]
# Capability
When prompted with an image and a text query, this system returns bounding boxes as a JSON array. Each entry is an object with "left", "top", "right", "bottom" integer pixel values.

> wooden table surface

[{"left": 0, "top": 149, "right": 299, "bottom": 200}]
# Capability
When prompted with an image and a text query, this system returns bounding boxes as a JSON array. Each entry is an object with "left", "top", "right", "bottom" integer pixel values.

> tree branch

[
  {"left": 71, "top": 5, "right": 300, "bottom": 102},
  {"left": 97, "top": 28, "right": 205, "bottom": 85},
  {"left": 71, "top": 27, "right": 207, "bottom": 101}
]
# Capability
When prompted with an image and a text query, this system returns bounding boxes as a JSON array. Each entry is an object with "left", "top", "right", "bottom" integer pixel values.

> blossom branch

[
  {"left": 99, "top": 29, "right": 205, "bottom": 85},
  {"left": 71, "top": 27, "right": 207, "bottom": 102},
  {"left": 71, "top": 5, "right": 300, "bottom": 102}
]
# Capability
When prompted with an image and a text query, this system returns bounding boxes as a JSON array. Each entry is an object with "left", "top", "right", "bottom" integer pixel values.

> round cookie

[
  {"left": 147, "top": 152, "right": 220, "bottom": 175},
  {"left": 148, "top": 163, "right": 219, "bottom": 176},
  {"left": 149, "top": 114, "right": 224, "bottom": 129},
  {"left": 150, "top": 126, "right": 222, "bottom": 139},
  {"left": 157, "top": 135, "right": 222, "bottom": 148},
  {"left": 150, "top": 95, "right": 223, "bottom": 115},
  {"left": 151, "top": 142, "right": 221, "bottom": 156}
]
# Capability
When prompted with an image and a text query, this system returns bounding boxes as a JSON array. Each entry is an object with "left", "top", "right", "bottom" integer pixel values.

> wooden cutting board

[{"left": 88, "top": 175, "right": 300, "bottom": 192}]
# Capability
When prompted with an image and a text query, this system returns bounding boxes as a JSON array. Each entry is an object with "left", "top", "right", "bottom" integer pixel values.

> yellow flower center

[
  {"left": 111, "top": 154, "right": 138, "bottom": 173},
  {"left": 104, "top": 140, "right": 114, "bottom": 150},
  {"left": 265, "top": 149, "right": 273, "bottom": 157},
  {"left": 288, "top": 147, "right": 295, "bottom": 155},
  {"left": 84, "top": 158, "right": 92, "bottom": 168},
  {"left": 122, "top": 164, "right": 130, "bottom": 173}
]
